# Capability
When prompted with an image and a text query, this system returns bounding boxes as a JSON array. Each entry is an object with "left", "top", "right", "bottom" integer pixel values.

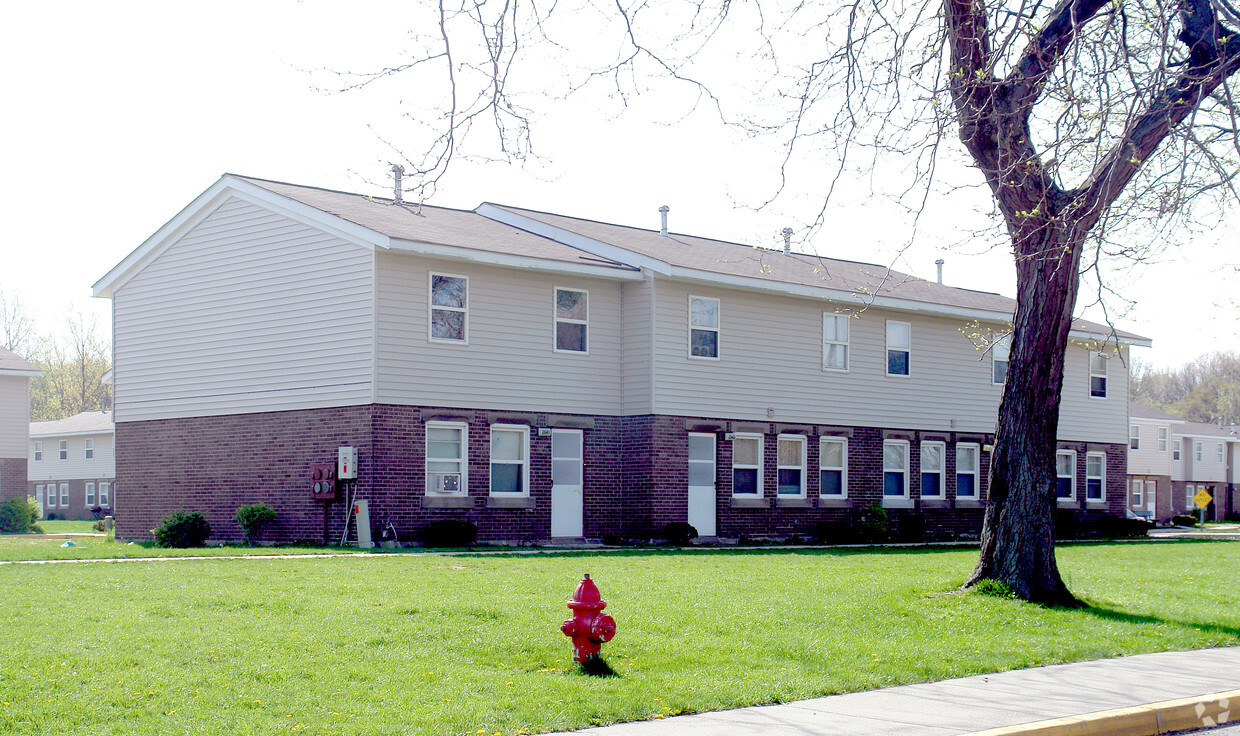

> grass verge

[{"left": 1, "top": 541, "right": 1237, "bottom": 735}]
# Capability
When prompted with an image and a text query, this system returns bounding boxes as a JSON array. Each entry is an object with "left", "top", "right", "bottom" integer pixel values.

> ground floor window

[
  {"left": 490, "top": 425, "right": 529, "bottom": 496},
  {"left": 1130, "top": 478, "right": 1143, "bottom": 507},
  {"left": 86, "top": 482, "right": 96, "bottom": 506},
  {"left": 99, "top": 482, "right": 110, "bottom": 507},
  {"left": 426, "top": 422, "right": 468, "bottom": 496},
  {"left": 59, "top": 483, "right": 69, "bottom": 506},
  {"left": 777, "top": 435, "right": 806, "bottom": 497},
  {"left": 883, "top": 440, "right": 909, "bottom": 497},
  {"left": 956, "top": 443, "right": 979, "bottom": 499},
  {"left": 919, "top": 441, "right": 945, "bottom": 498},
  {"left": 1056, "top": 450, "right": 1076, "bottom": 500},
  {"left": 819, "top": 437, "right": 847, "bottom": 498},
  {"left": 1085, "top": 452, "right": 1105, "bottom": 502},
  {"left": 731, "top": 434, "right": 763, "bottom": 496}
]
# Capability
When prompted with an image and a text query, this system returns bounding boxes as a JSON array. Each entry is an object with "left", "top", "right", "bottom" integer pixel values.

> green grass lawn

[
  {"left": 2, "top": 541, "right": 1237, "bottom": 736},
  {"left": 31, "top": 519, "right": 98, "bottom": 534}
]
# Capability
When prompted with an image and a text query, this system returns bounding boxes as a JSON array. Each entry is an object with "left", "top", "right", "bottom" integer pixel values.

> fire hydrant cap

[{"left": 567, "top": 574, "right": 607, "bottom": 611}]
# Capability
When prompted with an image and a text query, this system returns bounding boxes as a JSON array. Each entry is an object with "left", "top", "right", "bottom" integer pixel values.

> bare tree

[
  {"left": 337, "top": 0, "right": 1240, "bottom": 603},
  {"left": 0, "top": 289, "right": 37, "bottom": 358},
  {"left": 29, "top": 312, "right": 111, "bottom": 422}
]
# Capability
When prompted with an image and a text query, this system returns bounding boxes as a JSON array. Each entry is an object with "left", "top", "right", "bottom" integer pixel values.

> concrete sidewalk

[{"left": 566, "top": 647, "right": 1240, "bottom": 736}]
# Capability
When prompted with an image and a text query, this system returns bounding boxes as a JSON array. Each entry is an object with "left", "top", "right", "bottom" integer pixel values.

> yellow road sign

[{"left": 1194, "top": 489, "right": 1213, "bottom": 509}]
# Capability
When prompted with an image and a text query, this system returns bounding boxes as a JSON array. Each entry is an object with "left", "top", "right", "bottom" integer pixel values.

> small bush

[
  {"left": 234, "top": 503, "right": 278, "bottom": 546},
  {"left": 1172, "top": 514, "right": 1201, "bottom": 527},
  {"left": 91, "top": 520, "right": 105, "bottom": 532},
  {"left": 971, "top": 578, "right": 1019, "bottom": 599},
  {"left": 858, "top": 503, "right": 889, "bottom": 543},
  {"left": 152, "top": 510, "right": 211, "bottom": 548},
  {"left": 45, "top": 512, "right": 59, "bottom": 521},
  {"left": 0, "top": 496, "right": 41, "bottom": 534},
  {"left": 661, "top": 521, "right": 698, "bottom": 546},
  {"left": 421, "top": 519, "right": 477, "bottom": 548}
]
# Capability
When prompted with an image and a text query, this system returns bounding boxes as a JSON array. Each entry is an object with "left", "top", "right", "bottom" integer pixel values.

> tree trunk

[{"left": 964, "top": 223, "right": 1085, "bottom": 607}]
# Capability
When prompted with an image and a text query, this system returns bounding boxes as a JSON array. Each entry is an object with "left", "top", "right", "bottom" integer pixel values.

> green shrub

[
  {"left": 152, "top": 510, "right": 211, "bottom": 548},
  {"left": 858, "top": 503, "right": 889, "bottom": 543},
  {"left": 91, "top": 520, "right": 105, "bottom": 532},
  {"left": 1172, "top": 514, "right": 1201, "bottom": 527},
  {"left": 421, "top": 519, "right": 477, "bottom": 548},
  {"left": 971, "top": 578, "right": 1019, "bottom": 599},
  {"left": 233, "top": 503, "right": 278, "bottom": 546},
  {"left": 661, "top": 521, "right": 698, "bottom": 546},
  {"left": 0, "top": 496, "right": 41, "bottom": 534}
]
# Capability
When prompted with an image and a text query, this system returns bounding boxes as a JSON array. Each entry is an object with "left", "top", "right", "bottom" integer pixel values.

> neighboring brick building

[
  {"left": 28, "top": 411, "right": 116, "bottom": 520},
  {"left": 94, "top": 174, "right": 1148, "bottom": 544},
  {"left": 1127, "top": 404, "right": 1238, "bottom": 522},
  {"left": 0, "top": 347, "right": 40, "bottom": 506}
]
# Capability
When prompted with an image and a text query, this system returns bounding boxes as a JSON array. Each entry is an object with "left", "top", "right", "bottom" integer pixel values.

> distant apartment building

[
  {"left": 29, "top": 411, "right": 115, "bottom": 519},
  {"left": 1127, "top": 404, "right": 1237, "bottom": 521}
]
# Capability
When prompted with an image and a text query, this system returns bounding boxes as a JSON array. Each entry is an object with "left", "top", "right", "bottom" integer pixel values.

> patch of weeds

[{"left": 970, "top": 578, "right": 1019, "bottom": 599}]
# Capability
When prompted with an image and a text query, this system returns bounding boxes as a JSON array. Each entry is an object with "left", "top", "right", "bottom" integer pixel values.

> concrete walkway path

[{"left": 564, "top": 647, "right": 1240, "bottom": 736}]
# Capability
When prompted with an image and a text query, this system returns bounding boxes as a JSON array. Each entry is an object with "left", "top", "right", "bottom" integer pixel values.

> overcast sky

[{"left": 3, "top": 0, "right": 1236, "bottom": 370}]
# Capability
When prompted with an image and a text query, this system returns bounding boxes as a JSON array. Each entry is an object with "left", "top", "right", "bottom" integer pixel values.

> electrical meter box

[
  {"left": 311, "top": 463, "right": 337, "bottom": 500},
  {"left": 338, "top": 446, "right": 358, "bottom": 479}
]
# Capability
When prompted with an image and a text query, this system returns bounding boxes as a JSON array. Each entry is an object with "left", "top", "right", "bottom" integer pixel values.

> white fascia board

[
  {"left": 386, "top": 238, "right": 643, "bottom": 281},
  {"left": 0, "top": 369, "right": 41, "bottom": 378},
  {"left": 30, "top": 429, "right": 114, "bottom": 439},
  {"left": 1172, "top": 431, "right": 1240, "bottom": 441},
  {"left": 475, "top": 204, "right": 670, "bottom": 274},
  {"left": 93, "top": 175, "right": 387, "bottom": 299}
]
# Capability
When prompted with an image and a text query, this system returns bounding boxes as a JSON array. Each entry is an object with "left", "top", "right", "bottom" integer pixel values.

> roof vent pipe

[
  {"left": 782, "top": 227, "right": 793, "bottom": 255},
  {"left": 659, "top": 205, "right": 669, "bottom": 237},
  {"left": 392, "top": 164, "right": 405, "bottom": 205},
  {"left": 935, "top": 258, "right": 945, "bottom": 284}
]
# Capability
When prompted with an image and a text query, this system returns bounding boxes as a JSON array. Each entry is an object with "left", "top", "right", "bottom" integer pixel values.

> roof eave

[{"left": 386, "top": 237, "right": 643, "bottom": 280}]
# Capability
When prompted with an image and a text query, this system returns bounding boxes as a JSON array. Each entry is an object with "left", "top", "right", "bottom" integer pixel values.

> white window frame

[
  {"left": 85, "top": 482, "right": 96, "bottom": 506},
  {"left": 1157, "top": 427, "right": 1168, "bottom": 452},
  {"left": 59, "top": 483, "right": 69, "bottom": 506},
  {"left": 822, "top": 313, "right": 849, "bottom": 372},
  {"left": 1085, "top": 451, "right": 1106, "bottom": 503},
  {"left": 992, "top": 336, "right": 1010, "bottom": 385},
  {"left": 553, "top": 287, "right": 589, "bottom": 354},
  {"left": 428, "top": 272, "right": 469, "bottom": 344},
  {"left": 425, "top": 421, "right": 469, "bottom": 497},
  {"left": 1089, "top": 352, "right": 1108, "bottom": 398},
  {"left": 33, "top": 441, "right": 42, "bottom": 462},
  {"left": 489, "top": 424, "right": 530, "bottom": 497},
  {"left": 955, "top": 443, "right": 980, "bottom": 500},
  {"left": 99, "top": 482, "right": 110, "bottom": 507},
  {"left": 883, "top": 440, "right": 910, "bottom": 498},
  {"left": 59, "top": 440, "right": 68, "bottom": 461},
  {"left": 1129, "top": 425, "right": 1140, "bottom": 450},
  {"left": 819, "top": 436, "right": 848, "bottom": 498},
  {"left": 886, "top": 321, "right": 911, "bottom": 376},
  {"left": 38, "top": 484, "right": 49, "bottom": 507},
  {"left": 1173, "top": 444, "right": 1182, "bottom": 461},
  {"left": 1217, "top": 443, "right": 1225, "bottom": 463},
  {"left": 776, "top": 435, "right": 807, "bottom": 498},
  {"left": 1130, "top": 478, "right": 1143, "bottom": 507},
  {"left": 688, "top": 295, "right": 720, "bottom": 360},
  {"left": 730, "top": 432, "right": 763, "bottom": 497},
  {"left": 1185, "top": 483, "right": 1196, "bottom": 510},
  {"left": 1195, "top": 441, "right": 1203, "bottom": 462},
  {"left": 85, "top": 438, "right": 94, "bottom": 460},
  {"left": 919, "top": 441, "right": 946, "bottom": 498},
  {"left": 1056, "top": 450, "right": 1076, "bottom": 502}
]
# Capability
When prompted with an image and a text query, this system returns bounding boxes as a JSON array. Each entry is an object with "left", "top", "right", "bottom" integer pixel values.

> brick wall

[
  {"left": 0, "top": 457, "right": 27, "bottom": 503},
  {"left": 113, "top": 405, "right": 1128, "bottom": 544}
]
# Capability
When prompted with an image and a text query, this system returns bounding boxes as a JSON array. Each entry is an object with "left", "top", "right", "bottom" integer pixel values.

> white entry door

[
  {"left": 551, "top": 429, "right": 584, "bottom": 538},
  {"left": 1146, "top": 480, "right": 1157, "bottom": 517},
  {"left": 687, "top": 432, "right": 717, "bottom": 537}
]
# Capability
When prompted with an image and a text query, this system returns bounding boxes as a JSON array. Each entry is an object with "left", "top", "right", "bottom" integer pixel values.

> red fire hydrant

[{"left": 560, "top": 574, "right": 616, "bottom": 664}]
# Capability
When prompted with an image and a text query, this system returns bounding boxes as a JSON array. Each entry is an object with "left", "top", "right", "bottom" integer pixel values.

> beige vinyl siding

[
  {"left": 375, "top": 251, "right": 623, "bottom": 414},
  {"left": 650, "top": 281, "right": 1005, "bottom": 431},
  {"left": 1173, "top": 436, "right": 1230, "bottom": 483},
  {"left": 112, "top": 197, "right": 375, "bottom": 421},
  {"left": 1056, "top": 347, "right": 1129, "bottom": 444},
  {"left": 1127, "top": 421, "right": 1173, "bottom": 476},
  {"left": 28, "top": 433, "right": 115, "bottom": 482},
  {"left": 0, "top": 376, "right": 29, "bottom": 457},
  {"left": 621, "top": 278, "right": 654, "bottom": 415}
]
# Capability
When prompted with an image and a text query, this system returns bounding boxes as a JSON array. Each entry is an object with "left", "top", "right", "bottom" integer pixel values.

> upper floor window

[
  {"left": 822, "top": 313, "right": 849, "bottom": 371},
  {"left": 777, "top": 435, "right": 806, "bottom": 497},
  {"left": 819, "top": 437, "right": 847, "bottom": 497},
  {"left": 1218, "top": 443, "right": 1225, "bottom": 463},
  {"left": 1089, "top": 353, "right": 1108, "bottom": 398},
  {"left": 731, "top": 433, "right": 762, "bottom": 496},
  {"left": 85, "top": 438, "right": 94, "bottom": 460},
  {"left": 920, "top": 441, "right": 945, "bottom": 498},
  {"left": 429, "top": 273, "right": 468, "bottom": 343},
  {"left": 426, "top": 422, "right": 468, "bottom": 496},
  {"left": 1085, "top": 452, "right": 1105, "bottom": 502},
  {"left": 33, "top": 441, "right": 42, "bottom": 462},
  {"left": 1174, "top": 445, "right": 1182, "bottom": 461},
  {"left": 956, "top": 443, "right": 980, "bottom": 499},
  {"left": 1195, "top": 441, "right": 1203, "bottom": 462},
  {"left": 490, "top": 425, "right": 530, "bottom": 496},
  {"left": 883, "top": 440, "right": 909, "bottom": 497},
  {"left": 689, "top": 296, "right": 719, "bottom": 359},
  {"left": 59, "top": 440, "right": 68, "bottom": 460},
  {"left": 1056, "top": 450, "right": 1076, "bottom": 500},
  {"left": 554, "top": 288, "right": 588, "bottom": 353},
  {"left": 1129, "top": 425, "right": 1140, "bottom": 450},
  {"left": 887, "top": 321, "right": 910, "bottom": 376},
  {"left": 1157, "top": 427, "right": 1168, "bottom": 452},
  {"left": 992, "top": 336, "right": 1010, "bottom": 385}
]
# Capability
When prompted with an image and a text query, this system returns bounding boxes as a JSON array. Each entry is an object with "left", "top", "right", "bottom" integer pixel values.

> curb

[{"left": 961, "top": 689, "right": 1239, "bottom": 736}]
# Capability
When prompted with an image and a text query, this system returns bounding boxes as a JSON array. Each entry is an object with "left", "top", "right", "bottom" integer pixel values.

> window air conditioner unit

[{"left": 432, "top": 473, "right": 462, "bottom": 493}]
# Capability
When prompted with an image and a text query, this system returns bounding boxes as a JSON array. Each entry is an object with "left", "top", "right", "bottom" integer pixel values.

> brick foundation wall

[
  {"left": 114, "top": 405, "right": 1129, "bottom": 544},
  {"left": 0, "top": 458, "right": 27, "bottom": 503}
]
